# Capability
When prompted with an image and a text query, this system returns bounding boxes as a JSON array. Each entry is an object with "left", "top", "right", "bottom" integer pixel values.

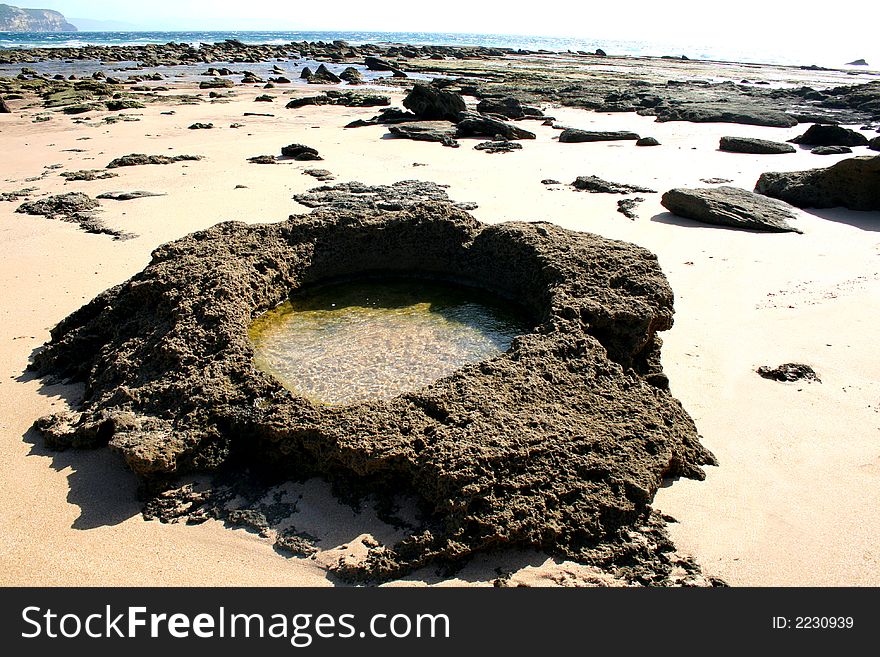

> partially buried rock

[
  {"left": 870, "top": 136, "right": 880, "bottom": 151},
  {"left": 474, "top": 140, "right": 523, "bottom": 153},
  {"left": 339, "top": 67, "right": 363, "bottom": 84},
  {"left": 61, "top": 169, "right": 118, "bottom": 181},
  {"left": 572, "top": 175, "right": 656, "bottom": 194},
  {"left": 757, "top": 363, "right": 820, "bottom": 383},
  {"left": 811, "top": 145, "right": 852, "bottom": 155},
  {"left": 303, "top": 168, "right": 334, "bottom": 181},
  {"left": 661, "top": 186, "right": 801, "bottom": 233},
  {"left": 559, "top": 129, "right": 640, "bottom": 143},
  {"left": 636, "top": 137, "right": 660, "bottom": 146},
  {"left": 846, "top": 59, "right": 868, "bottom": 66},
  {"left": 15, "top": 192, "right": 132, "bottom": 239},
  {"left": 755, "top": 155, "right": 880, "bottom": 210},
  {"left": 255, "top": 95, "right": 274, "bottom": 102},
  {"left": 107, "top": 154, "right": 203, "bottom": 168},
  {"left": 105, "top": 99, "right": 145, "bottom": 111},
  {"left": 281, "top": 143, "right": 322, "bottom": 160},
  {"left": 188, "top": 122, "right": 214, "bottom": 129},
  {"left": 789, "top": 124, "right": 868, "bottom": 147},
  {"left": 97, "top": 191, "right": 166, "bottom": 201},
  {"left": 617, "top": 197, "right": 645, "bottom": 219},
  {"left": 248, "top": 155, "right": 276, "bottom": 164},
  {"left": 476, "top": 97, "right": 530, "bottom": 120},
  {"left": 402, "top": 83, "right": 465, "bottom": 121},
  {"left": 364, "top": 56, "right": 396, "bottom": 71},
  {"left": 199, "top": 78, "right": 234, "bottom": 89},
  {"left": 719, "top": 136, "right": 795, "bottom": 154}
]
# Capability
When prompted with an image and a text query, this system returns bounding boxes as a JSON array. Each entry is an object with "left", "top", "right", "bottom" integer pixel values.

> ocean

[{"left": 0, "top": 30, "right": 876, "bottom": 70}]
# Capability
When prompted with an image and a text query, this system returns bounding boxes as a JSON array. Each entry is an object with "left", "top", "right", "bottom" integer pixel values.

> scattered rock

[
  {"left": 700, "top": 177, "right": 733, "bottom": 184},
  {"left": 286, "top": 91, "right": 389, "bottom": 109},
  {"left": 456, "top": 111, "right": 536, "bottom": 140},
  {"left": 757, "top": 363, "right": 821, "bottom": 383},
  {"left": 105, "top": 99, "right": 145, "bottom": 111},
  {"left": 106, "top": 154, "right": 202, "bottom": 168},
  {"left": 0, "top": 187, "right": 37, "bottom": 202},
  {"left": 571, "top": 175, "right": 656, "bottom": 194},
  {"left": 755, "top": 155, "right": 880, "bottom": 210},
  {"left": 15, "top": 191, "right": 131, "bottom": 239},
  {"left": 254, "top": 94, "right": 274, "bottom": 102},
  {"left": 248, "top": 155, "right": 276, "bottom": 164},
  {"left": 559, "top": 129, "right": 640, "bottom": 143},
  {"left": 364, "top": 56, "right": 396, "bottom": 71},
  {"left": 293, "top": 180, "right": 477, "bottom": 211},
  {"left": 475, "top": 96, "right": 534, "bottom": 119},
  {"left": 303, "top": 168, "right": 334, "bottom": 181},
  {"left": 188, "top": 122, "right": 214, "bottom": 129},
  {"left": 199, "top": 78, "right": 234, "bottom": 89},
  {"left": 402, "top": 83, "right": 466, "bottom": 121},
  {"left": 61, "top": 169, "right": 118, "bottom": 182},
  {"left": 661, "top": 186, "right": 802, "bottom": 233},
  {"left": 719, "top": 136, "right": 796, "bottom": 154},
  {"left": 636, "top": 137, "right": 660, "bottom": 146},
  {"left": 388, "top": 122, "right": 459, "bottom": 147},
  {"left": 541, "top": 179, "right": 560, "bottom": 185},
  {"left": 96, "top": 191, "right": 166, "bottom": 201},
  {"left": 339, "top": 67, "right": 363, "bottom": 84},
  {"left": 789, "top": 124, "right": 868, "bottom": 147},
  {"left": 617, "top": 197, "right": 645, "bottom": 219},
  {"left": 474, "top": 140, "right": 523, "bottom": 153},
  {"left": 281, "top": 143, "right": 322, "bottom": 161},
  {"left": 846, "top": 59, "right": 868, "bottom": 66}
]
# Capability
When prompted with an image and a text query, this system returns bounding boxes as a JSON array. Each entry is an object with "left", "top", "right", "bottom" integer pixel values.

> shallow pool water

[{"left": 249, "top": 279, "right": 529, "bottom": 405}]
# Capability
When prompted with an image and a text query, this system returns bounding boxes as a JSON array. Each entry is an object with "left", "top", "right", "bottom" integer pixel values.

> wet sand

[{"left": 1, "top": 59, "right": 879, "bottom": 586}]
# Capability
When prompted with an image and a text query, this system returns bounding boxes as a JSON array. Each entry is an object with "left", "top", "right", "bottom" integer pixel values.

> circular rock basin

[{"left": 249, "top": 280, "right": 529, "bottom": 405}]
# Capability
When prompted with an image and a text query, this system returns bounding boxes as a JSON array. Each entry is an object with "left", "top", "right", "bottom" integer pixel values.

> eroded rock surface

[
  {"left": 30, "top": 202, "right": 715, "bottom": 581},
  {"left": 15, "top": 191, "right": 133, "bottom": 239}
]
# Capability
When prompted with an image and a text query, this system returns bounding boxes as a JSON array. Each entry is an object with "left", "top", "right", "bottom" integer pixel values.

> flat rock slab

[
  {"left": 719, "top": 136, "right": 795, "bottom": 154},
  {"left": 811, "top": 145, "right": 852, "bottom": 155},
  {"left": 755, "top": 155, "right": 880, "bottom": 211},
  {"left": 293, "top": 180, "right": 477, "bottom": 212},
  {"left": 572, "top": 175, "right": 656, "bottom": 194},
  {"left": 654, "top": 103, "right": 798, "bottom": 128},
  {"left": 661, "top": 186, "right": 802, "bottom": 233},
  {"left": 388, "top": 121, "right": 459, "bottom": 147},
  {"left": 97, "top": 191, "right": 166, "bottom": 201},
  {"left": 559, "top": 129, "right": 640, "bottom": 143},
  {"left": 29, "top": 202, "right": 714, "bottom": 581}
]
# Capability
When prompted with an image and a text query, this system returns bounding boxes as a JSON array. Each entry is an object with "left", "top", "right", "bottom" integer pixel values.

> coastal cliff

[{"left": 0, "top": 3, "right": 77, "bottom": 31}]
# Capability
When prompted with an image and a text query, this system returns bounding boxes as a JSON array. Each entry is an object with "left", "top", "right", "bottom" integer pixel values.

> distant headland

[{"left": 0, "top": 3, "right": 77, "bottom": 32}]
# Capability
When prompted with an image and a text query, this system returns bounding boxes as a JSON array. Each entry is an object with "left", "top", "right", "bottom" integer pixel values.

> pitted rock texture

[{"left": 30, "top": 203, "right": 715, "bottom": 579}]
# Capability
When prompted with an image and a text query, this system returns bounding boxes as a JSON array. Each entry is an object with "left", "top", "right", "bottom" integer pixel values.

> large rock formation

[
  {"left": 0, "top": 3, "right": 77, "bottom": 31},
  {"left": 661, "top": 186, "right": 802, "bottom": 233},
  {"left": 755, "top": 155, "right": 880, "bottom": 211},
  {"left": 402, "top": 83, "right": 466, "bottom": 121},
  {"left": 30, "top": 202, "right": 715, "bottom": 581}
]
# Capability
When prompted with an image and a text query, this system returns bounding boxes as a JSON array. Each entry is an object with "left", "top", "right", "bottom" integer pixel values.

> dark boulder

[
  {"left": 661, "top": 186, "right": 801, "bottom": 233},
  {"left": 757, "top": 363, "right": 820, "bottom": 382},
  {"left": 869, "top": 136, "right": 880, "bottom": 151},
  {"left": 476, "top": 96, "right": 526, "bottom": 119},
  {"left": 455, "top": 111, "right": 536, "bottom": 140},
  {"left": 789, "top": 124, "right": 868, "bottom": 147},
  {"left": 474, "top": 140, "right": 523, "bottom": 153},
  {"left": 654, "top": 103, "right": 798, "bottom": 128},
  {"left": 281, "top": 143, "right": 322, "bottom": 161},
  {"left": 719, "top": 136, "right": 795, "bottom": 154},
  {"left": 339, "top": 67, "right": 363, "bottom": 84},
  {"left": 308, "top": 64, "right": 341, "bottom": 84},
  {"left": 636, "top": 137, "right": 660, "bottom": 146},
  {"left": 846, "top": 59, "right": 868, "bottom": 66},
  {"left": 755, "top": 155, "right": 880, "bottom": 211},
  {"left": 0, "top": 98, "right": 10, "bottom": 113},
  {"left": 559, "top": 128, "right": 640, "bottom": 143},
  {"left": 402, "top": 84, "right": 466, "bottom": 121},
  {"left": 364, "top": 56, "right": 396, "bottom": 71}
]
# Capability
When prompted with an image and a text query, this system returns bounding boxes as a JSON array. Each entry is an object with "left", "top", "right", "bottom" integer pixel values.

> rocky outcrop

[
  {"left": 474, "top": 139, "right": 522, "bottom": 153},
  {"left": 29, "top": 202, "right": 715, "bottom": 581},
  {"left": 869, "top": 136, "right": 880, "bottom": 151},
  {"left": 106, "top": 154, "right": 202, "bottom": 168},
  {"left": 281, "top": 143, "right": 321, "bottom": 161},
  {"left": 474, "top": 96, "right": 542, "bottom": 120},
  {"left": 0, "top": 4, "right": 77, "bottom": 31},
  {"left": 653, "top": 103, "right": 798, "bottom": 128},
  {"left": 789, "top": 124, "right": 869, "bottom": 147},
  {"left": 719, "top": 136, "right": 795, "bottom": 154},
  {"left": 755, "top": 155, "right": 880, "bottom": 211},
  {"left": 15, "top": 192, "right": 131, "bottom": 239},
  {"left": 285, "top": 90, "right": 389, "bottom": 109},
  {"left": 661, "top": 186, "right": 802, "bottom": 233},
  {"left": 559, "top": 129, "right": 640, "bottom": 143},
  {"left": 293, "top": 181, "right": 475, "bottom": 211},
  {"left": 402, "top": 83, "right": 466, "bottom": 121},
  {"left": 0, "top": 98, "right": 11, "bottom": 113}
]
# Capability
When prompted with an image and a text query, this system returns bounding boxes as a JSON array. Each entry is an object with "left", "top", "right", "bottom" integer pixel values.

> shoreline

[{"left": 1, "top": 44, "right": 879, "bottom": 586}]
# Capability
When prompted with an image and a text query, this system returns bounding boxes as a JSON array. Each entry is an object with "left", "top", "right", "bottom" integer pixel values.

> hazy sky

[{"left": 17, "top": 1, "right": 880, "bottom": 62}]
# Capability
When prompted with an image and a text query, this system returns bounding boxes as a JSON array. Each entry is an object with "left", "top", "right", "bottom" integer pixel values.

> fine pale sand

[{"left": 1, "top": 81, "right": 878, "bottom": 586}]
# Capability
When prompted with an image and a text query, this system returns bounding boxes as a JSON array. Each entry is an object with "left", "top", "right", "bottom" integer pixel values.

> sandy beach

[{"left": 1, "top": 50, "right": 879, "bottom": 587}]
